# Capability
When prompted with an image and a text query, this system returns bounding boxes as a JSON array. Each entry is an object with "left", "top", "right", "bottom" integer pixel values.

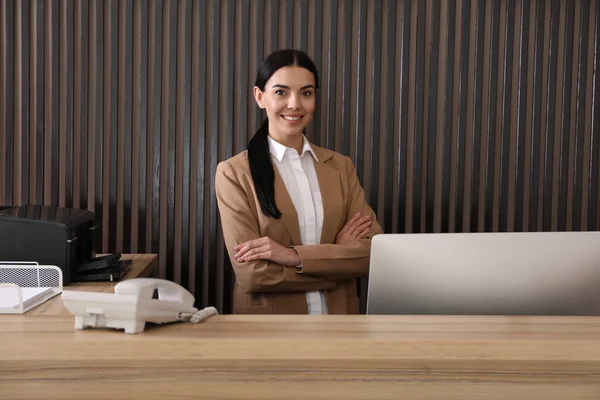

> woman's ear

[{"left": 253, "top": 87, "right": 266, "bottom": 109}]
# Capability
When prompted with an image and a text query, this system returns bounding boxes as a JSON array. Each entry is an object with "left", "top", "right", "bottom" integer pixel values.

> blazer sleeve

[
  {"left": 292, "top": 156, "right": 383, "bottom": 280},
  {"left": 215, "top": 160, "right": 337, "bottom": 294}
]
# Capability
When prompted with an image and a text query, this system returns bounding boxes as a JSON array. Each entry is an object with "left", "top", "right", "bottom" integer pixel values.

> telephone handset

[
  {"left": 62, "top": 278, "right": 218, "bottom": 334},
  {"left": 115, "top": 278, "right": 196, "bottom": 304}
]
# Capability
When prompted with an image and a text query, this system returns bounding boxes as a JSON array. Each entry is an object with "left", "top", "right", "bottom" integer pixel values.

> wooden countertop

[
  {"left": 1, "top": 314, "right": 600, "bottom": 399},
  {"left": 25, "top": 253, "right": 158, "bottom": 316}
]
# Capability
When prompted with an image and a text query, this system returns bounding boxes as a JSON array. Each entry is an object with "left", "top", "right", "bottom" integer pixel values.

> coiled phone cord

[{"left": 180, "top": 306, "right": 219, "bottom": 323}]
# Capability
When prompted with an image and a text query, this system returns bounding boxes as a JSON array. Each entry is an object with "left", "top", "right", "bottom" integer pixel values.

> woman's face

[{"left": 253, "top": 66, "right": 316, "bottom": 141}]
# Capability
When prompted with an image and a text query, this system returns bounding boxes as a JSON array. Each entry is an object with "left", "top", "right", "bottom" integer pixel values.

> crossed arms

[{"left": 215, "top": 157, "right": 382, "bottom": 294}]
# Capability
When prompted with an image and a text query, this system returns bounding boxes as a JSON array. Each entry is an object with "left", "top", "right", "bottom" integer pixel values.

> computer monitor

[{"left": 366, "top": 231, "right": 600, "bottom": 316}]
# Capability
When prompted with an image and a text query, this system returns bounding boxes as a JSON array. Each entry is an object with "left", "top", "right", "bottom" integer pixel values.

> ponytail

[
  {"left": 249, "top": 49, "right": 319, "bottom": 218},
  {"left": 248, "top": 119, "right": 281, "bottom": 219}
]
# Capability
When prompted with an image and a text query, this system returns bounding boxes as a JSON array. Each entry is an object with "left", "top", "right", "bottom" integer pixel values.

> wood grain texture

[
  {"left": 1, "top": 315, "right": 600, "bottom": 399},
  {"left": 24, "top": 253, "right": 158, "bottom": 316}
]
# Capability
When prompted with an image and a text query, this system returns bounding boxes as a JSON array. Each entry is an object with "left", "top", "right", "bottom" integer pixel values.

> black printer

[{"left": 0, "top": 204, "right": 124, "bottom": 285}]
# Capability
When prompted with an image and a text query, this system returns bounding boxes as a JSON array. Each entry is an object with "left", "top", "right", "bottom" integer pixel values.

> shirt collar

[{"left": 267, "top": 135, "right": 319, "bottom": 162}]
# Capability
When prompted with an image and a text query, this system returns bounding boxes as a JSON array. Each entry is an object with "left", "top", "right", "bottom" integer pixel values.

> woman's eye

[
  {"left": 302, "top": 91, "right": 313, "bottom": 97},
  {"left": 275, "top": 90, "right": 286, "bottom": 96}
]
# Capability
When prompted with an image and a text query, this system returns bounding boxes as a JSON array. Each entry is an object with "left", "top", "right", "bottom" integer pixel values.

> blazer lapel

[
  {"left": 273, "top": 165, "right": 303, "bottom": 246},
  {"left": 269, "top": 144, "right": 343, "bottom": 246},
  {"left": 312, "top": 148, "right": 343, "bottom": 245}
]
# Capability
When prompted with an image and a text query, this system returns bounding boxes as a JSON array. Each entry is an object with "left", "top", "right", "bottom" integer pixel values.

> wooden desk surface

[
  {"left": 1, "top": 314, "right": 600, "bottom": 399},
  {"left": 25, "top": 253, "right": 158, "bottom": 316}
]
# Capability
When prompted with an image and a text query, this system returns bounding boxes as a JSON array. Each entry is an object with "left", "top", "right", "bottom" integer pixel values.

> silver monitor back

[{"left": 366, "top": 232, "right": 600, "bottom": 316}]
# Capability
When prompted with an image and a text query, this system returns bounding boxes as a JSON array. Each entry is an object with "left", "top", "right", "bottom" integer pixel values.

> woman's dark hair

[{"left": 248, "top": 49, "right": 320, "bottom": 218}]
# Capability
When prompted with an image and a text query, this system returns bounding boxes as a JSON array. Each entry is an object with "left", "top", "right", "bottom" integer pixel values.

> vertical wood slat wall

[{"left": 1, "top": 0, "right": 600, "bottom": 313}]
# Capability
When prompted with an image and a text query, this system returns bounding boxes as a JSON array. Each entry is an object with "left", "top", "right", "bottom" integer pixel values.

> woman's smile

[{"left": 281, "top": 114, "right": 304, "bottom": 125}]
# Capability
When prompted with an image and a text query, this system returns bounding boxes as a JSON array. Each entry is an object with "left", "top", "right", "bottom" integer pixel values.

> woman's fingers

[
  {"left": 242, "top": 251, "right": 271, "bottom": 262},
  {"left": 234, "top": 237, "right": 268, "bottom": 261},
  {"left": 348, "top": 216, "right": 372, "bottom": 236},
  {"left": 335, "top": 213, "right": 374, "bottom": 244},
  {"left": 338, "top": 212, "right": 361, "bottom": 235},
  {"left": 356, "top": 225, "right": 372, "bottom": 240},
  {"left": 234, "top": 243, "right": 255, "bottom": 260},
  {"left": 350, "top": 223, "right": 371, "bottom": 239},
  {"left": 238, "top": 244, "right": 269, "bottom": 262}
]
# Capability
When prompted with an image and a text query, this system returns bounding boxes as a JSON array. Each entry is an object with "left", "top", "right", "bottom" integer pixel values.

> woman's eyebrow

[{"left": 271, "top": 84, "right": 315, "bottom": 90}]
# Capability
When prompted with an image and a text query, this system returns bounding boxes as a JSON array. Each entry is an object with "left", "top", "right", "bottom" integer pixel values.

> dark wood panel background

[{"left": 1, "top": 0, "right": 600, "bottom": 313}]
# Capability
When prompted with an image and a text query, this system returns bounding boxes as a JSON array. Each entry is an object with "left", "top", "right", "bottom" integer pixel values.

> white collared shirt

[{"left": 268, "top": 135, "right": 328, "bottom": 315}]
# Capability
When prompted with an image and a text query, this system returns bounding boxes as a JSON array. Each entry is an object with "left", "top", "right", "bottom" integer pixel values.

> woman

[{"left": 215, "top": 49, "right": 382, "bottom": 314}]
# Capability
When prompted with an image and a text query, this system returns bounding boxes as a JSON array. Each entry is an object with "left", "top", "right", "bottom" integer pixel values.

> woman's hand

[
  {"left": 335, "top": 212, "right": 373, "bottom": 244},
  {"left": 234, "top": 237, "right": 302, "bottom": 267}
]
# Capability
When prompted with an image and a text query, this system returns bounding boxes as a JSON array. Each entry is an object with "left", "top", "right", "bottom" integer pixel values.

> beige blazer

[{"left": 215, "top": 144, "right": 383, "bottom": 314}]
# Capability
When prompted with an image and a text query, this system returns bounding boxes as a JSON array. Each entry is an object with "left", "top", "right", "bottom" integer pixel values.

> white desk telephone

[{"left": 61, "top": 278, "right": 218, "bottom": 334}]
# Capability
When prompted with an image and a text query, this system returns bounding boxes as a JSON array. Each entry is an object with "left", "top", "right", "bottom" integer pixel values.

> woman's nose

[{"left": 287, "top": 94, "right": 300, "bottom": 109}]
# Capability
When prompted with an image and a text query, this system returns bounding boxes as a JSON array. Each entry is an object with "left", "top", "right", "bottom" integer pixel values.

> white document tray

[{"left": 0, "top": 263, "right": 63, "bottom": 314}]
